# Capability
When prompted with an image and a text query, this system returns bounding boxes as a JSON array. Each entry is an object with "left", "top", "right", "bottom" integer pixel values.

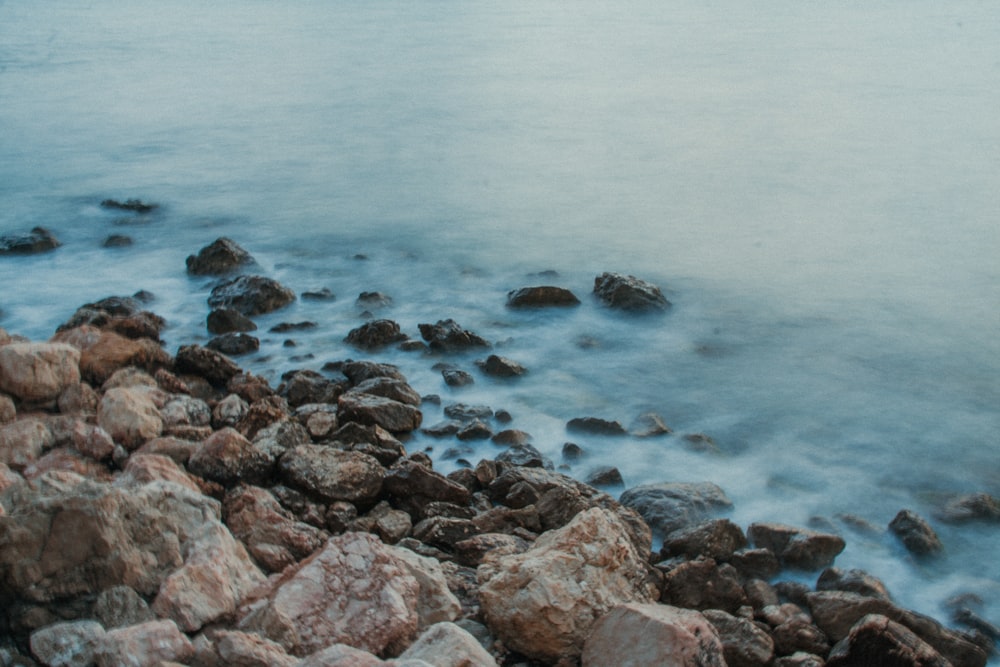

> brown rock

[
  {"left": 889, "top": 509, "right": 943, "bottom": 556},
  {"left": 477, "top": 354, "right": 526, "bottom": 378},
  {"left": 703, "top": 608, "right": 775, "bottom": 667},
  {"left": 97, "top": 386, "right": 163, "bottom": 450},
  {"left": 0, "top": 342, "right": 80, "bottom": 403},
  {"left": 62, "top": 328, "right": 170, "bottom": 386},
  {"left": 223, "top": 485, "right": 326, "bottom": 573},
  {"left": 296, "top": 644, "right": 386, "bottom": 667},
  {"left": 662, "top": 518, "right": 748, "bottom": 561},
  {"left": 345, "top": 376, "right": 422, "bottom": 406},
  {"left": 57, "top": 381, "right": 100, "bottom": 415},
  {"left": 175, "top": 344, "right": 242, "bottom": 388},
  {"left": 593, "top": 272, "right": 671, "bottom": 312},
  {"left": 772, "top": 619, "right": 831, "bottom": 657},
  {"left": 278, "top": 444, "right": 384, "bottom": 503},
  {"left": 94, "top": 620, "right": 194, "bottom": 667},
  {"left": 214, "top": 630, "right": 297, "bottom": 667},
  {"left": 619, "top": 481, "right": 732, "bottom": 537},
  {"left": 506, "top": 285, "right": 580, "bottom": 308},
  {"left": 186, "top": 237, "right": 255, "bottom": 276},
  {"left": 71, "top": 421, "right": 115, "bottom": 461},
  {"left": 384, "top": 459, "right": 471, "bottom": 513},
  {"left": 397, "top": 622, "right": 498, "bottom": 666},
  {"left": 29, "top": 620, "right": 105, "bottom": 667},
  {"left": 345, "top": 319, "right": 408, "bottom": 349},
  {"left": 418, "top": 319, "right": 490, "bottom": 352},
  {"left": 207, "top": 274, "right": 296, "bottom": 316},
  {"left": 0, "top": 417, "right": 53, "bottom": 469},
  {"left": 581, "top": 603, "right": 725, "bottom": 666},
  {"left": 826, "top": 614, "right": 951, "bottom": 667},
  {"left": 660, "top": 558, "right": 748, "bottom": 613},
  {"left": 0, "top": 394, "right": 15, "bottom": 424},
  {"left": 93, "top": 585, "right": 155, "bottom": 629},
  {"left": 817, "top": 567, "right": 892, "bottom": 600},
  {"left": 748, "top": 522, "right": 846, "bottom": 570},
  {"left": 188, "top": 427, "right": 274, "bottom": 486},
  {"left": 338, "top": 392, "right": 422, "bottom": 433}
]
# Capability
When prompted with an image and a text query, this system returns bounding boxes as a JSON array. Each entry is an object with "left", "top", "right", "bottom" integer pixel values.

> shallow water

[{"left": 2, "top": 0, "right": 999, "bottom": 645}]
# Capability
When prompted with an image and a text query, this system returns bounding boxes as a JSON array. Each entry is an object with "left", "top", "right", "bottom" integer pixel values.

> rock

[
  {"left": 213, "top": 630, "right": 297, "bottom": 667},
  {"left": 59, "top": 296, "right": 166, "bottom": 342},
  {"left": 302, "top": 287, "right": 335, "bottom": 301},
  {"left": 817, "top": 567, "right": 892, "bottom": 600},
  {"left": 771, "top": 619, "right": 831, "bottom": 657},
  {"left": 345, "top": 319, "right": 408, "bottom": 349},
  {"left": 444, "top": 403, "right": 493, "bottom": 421},
  {"left": 338, "top": 393, "right": 422, "bottom": 433},
  {"left": 456, "top": 419, "right": 492, "bottom": 441},
  {"left": 477, "top": 507, "right": 656, "bottom": 663},
  {"left": 418, "top": 319, "right": 490, "bottom": 352},
  {"left": 213, "top": 393, "right": 249, "bottom": 429},
  {"left": 278, "top": 444, "right": 384, "bottom": 504},
  {"left": 582, "top": 603, "right": 726, "bottom": 667},
  {"left": 161, "top": 395, "right": 211, "bottom": 431},
  {"left": 0, "top": 394, "right": 15, "bottom": 425},
  {"left": 94, "top": 620, "right": 194, "bottom": 667},
  {"left": 593, "top": 272, "right": 670, "bottom": 311},
  {"left": 454, "top": 533, "right": 531, "bottom": 567},
  {"left": 491, "top": 429, "right": 531, "bottom": 446},
  {"left": 102, "top": 234, "right": 133, "bottom": 247},
  {"left": 188, "top": 426, "right": 274, "bottom": 486},
  {"left": 0, "top": 226, "right": 61, "bottom": 254},
  {"left": 935, "top": 492, "right": 1000, "bottom": 523},
  {"left": 296, "top": 644, "right": 385, "bottom": 667},
  {"left": 279, "top": 369, "right": 344, "bottom": 407},
  {"left": 476, "top": 355, "right": 526, "bottom": 378},
  {"left": 889, "top": 509, "right": 944, "bottom": 556},
  {"left": 175, "top": 344, "right": 242, "bottom": 388},
  {"left": 207, "top": 332, "right": 260, "bottom": 356},
  {"left": 391, "top": 546, "right": 462, "bottom": 631},
  {"left": 57, "top": 328, "right": 170, "bottom": 386},
  {"left": 566, "top": 416, "right": 627, "bottom": 435},
  {"left": 397, "top": 622, "right": 498, "bottom": 667},
  {"left": 495, "top": 443, "right": 552, "bottom": 469},
  {"left": 100, "top": 198, "right": 157, "bottom": 213},
  {"left": 384, "top": 459, "right": 471, "bottom": 512},
  {"left": 117, "top": 453, "right": 202, "bottom": 494},
  {"left": 442, "top": 368, "right": 474, "bottom": 387},
  {"left": 0, "top": 343, "right": 81, "bottom": 403},
  {"left": 97, "top": 387, "right": 163, "bottom": 450},
  {"left": 585, "top": 466, "right": 624, "bottom": 487},
  {"left": 619, "top": 481, "right": 732, "bottom": 537},
  {"left": 223, "top": 485, "right": 326, "bottom": 572},
  {"left": 93, "top": 586, "right": 155, "bottom": 629},
  {"left": 186, "top": 237, "right": 255, "bottom": 275},
  {"left": 239, "top": 532, "right": 430, "bottom": 656},
  {"left": 748, "top": 522, "right": 846, "bottom": 570},
  {"left": 271, "top": 321, "right": 318, "bottom": 333},
  {"left": 336, "top": 359, "right": 407, "bottom": 384},
  {"left": 774, "top": 653, "right": 827, "bottom": 667},
  {"left": 0, "top": 418, "right": 53, "bottom": 469},
  {"left": 23, "top": 447, "right": 111, "bottom": 482},
  {"left": 207, "top": 275, "right": 296, "bottom": 316},
  {"left": 29, "top": 620, "right": 106, "bottom": 667},
  {"left": 345, "top": 376, "right": 422, "bottom": 406},
  {"left": 328, "top": 422, "right": 406, "bottom": 466},
  {"left": 826, "top": 614, "right": 951, "bottom": 667},
  {"left": 730, "top": 547, "right": 782, "bottom": 581},
  {"left": 506, "top": 285, "right": 580, "bottom": 308},
  {"left": 660, "top": 558, "right": 748, "bottom": 613},
  {"left": 702, "top": 609, "right": 775, "bottom": 667},
  {"left": 662, "top": 518, "right": 748, "bottom": 561},
  {"left": 630, "top": 411, "right": 672, "bottom": 437},
  {"left": 207, "top": 307, "right": 258, "bottom": 335},
  {"left": 71, "top": 422, "right": 115, "bottom": 461}
]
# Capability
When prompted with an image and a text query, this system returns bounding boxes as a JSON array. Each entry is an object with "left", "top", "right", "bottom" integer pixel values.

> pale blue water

[{"left": 2, "top": 0, "right": 999, "bottom": 647}]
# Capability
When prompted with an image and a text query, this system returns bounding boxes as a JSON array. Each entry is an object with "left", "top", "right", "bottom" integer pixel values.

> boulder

[
  {"left": 457, "top": 419, "right": 493, "bottom": 441},
  {"left": 477, "top": 507, "right": 656, "bottom": 663},
  {"left": 0, "top": 226, "right": 61, "bottom": 254},
  {"left": 0, "top": 394, "right": 15, "bottom": 425},
  {"left": 0, "top": 342, "right": 80, "bottom": 403},
  {"left": 97, "top": 386, "right": 163, "bottom": 450},
  {"left": 418, "top": 319, "right": 490, "bottom": 352},
  {"left": 581, "top": 603, "right": 726, "bottom": 667},
  {"left": 30, "top": 620, "right": 106, "bottom": 667},
  {"left": 345, "top": 376, "right": 422, "bottom": 406},
  {"left": 476, "top": 355, "right": 526, "bottom": 378},
  {"left": 630, "top": 411, "right": 673, "bottom": 437},
  {"left": 506, "top": 285, "right": 580, "bottom": 308},
  {"left": 383, "top": 459, "right": 471, "bottom": 513},
  {"left": 94, "top": 620, "right": 194, "bottom": 667},
  {"left": 566, "top": 416, "right": 627, "bottom": 435},
  {"left": 816, "top": 567, "right": 892, "bottom": 600},
  {"left": 71, "top": 421, "right": 116, "bottom": 461},
  {"left": 619, "top": 481, "right": 732, "bottom": 537},
  {"left": 296, "top": 644, "right": 386, "bottom": 667},
  {"left": 593, "top": 272, "right": 670, "bottom": 311},
  {"left": 826, "top": 614, "right": 951, "bottom": 667},
  {"left": 495, "top": 443, "right": 551, "bottom": 469},
  {"left": 934, "top": 492, "right": 1000, "bottom": 523},
  {"left": 185, "top": 237, "right": 255, "bottom": 275},
  {"left": 889, "top": 509, "right": 943, "bottom": 556},
  {"left": 660, "top": 558, "right": 748, "bottom": 613},
  {"left": 116, "top": 453, "right": 202, "bottom": 494},
  {"left": 661, "top": 518, "right": 748, "bottom": 561},
  {"left": 338, "top": 392, "right": 422, "bottom": 433},
  {"left": 748, "top": 522, "right": 846, "bottom": 570},
  {"left": 771, "top": 618, "right": 830, "bottom": 657},
  {"left": 207, "top": 307, "right": 258, "bottom": 334},
  {"left": 207, "top": 275, "right": 296, "bottom": 316},
  {"left": 702, "top": 609, "right": 775, "bottom": 667},
  {"left": 442, "top": 369, "right": 474, "bottom": 387},
  {"left": 396, "top": 622, "right": 498, "bottom": 667},
  {"left": 213, "top": 630, "right": 297, "bottom": 667},
  {"left": 93, "top": 586, "right": 155, "bottom": 629},
  {"left": 345, "top": 319, "right": 408, "bottom": 349},
  {"left": 58, "top": 328, "right": 170, "bottom": 386},
  {"left": 585, "top": 466, "right": 624, "bottom": 487},
  {"left": 0, "top": 418, "right": 53, "bottom": 469},
  {"left": 207, "top": 332, "right": 260, "bottom": 356},
  {"left": 188, "top": 427, "right": 275, "bottom": 486},
  {"left": 278, "top": 444, "right": 384, "bottom": 504},
  {"left": 223, "top": 484, "right": 326, "bottom": 573},
  {"left": 279, "top": 369, "right": 345, "bottom": 407},
  {"left": 337, "top": 359, "right": 407, "bottom": 384},
  {"left": 175, "top": 344, "right": 242, "bottom": 387}
]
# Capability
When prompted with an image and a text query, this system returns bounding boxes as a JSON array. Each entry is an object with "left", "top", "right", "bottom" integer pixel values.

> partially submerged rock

[
  {"left": 593, "top": 272, "right": 670, "bottom": 312},
  {"left": 186, "top": 237, "right": 255, "bottom": 276},
  {"left": 506, "top": 285, "right": 580, "bottom": 308},
  {"left": 207, "top": 275, "right": 296, "bottom": 316},
  {"left": 0, "top": 226, "right": 61, "bottom": 255},
  {"left": 418, "top": 319, "right": 490, "bottom": 352}
]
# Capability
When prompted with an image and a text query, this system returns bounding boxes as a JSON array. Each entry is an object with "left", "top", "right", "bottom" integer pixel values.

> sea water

[{"left": 2, "top": 0, "right": 998, "bottom": 646}]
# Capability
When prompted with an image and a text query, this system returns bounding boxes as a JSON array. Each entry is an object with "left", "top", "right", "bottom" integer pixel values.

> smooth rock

[
  {"left": 97, "top": 386, "right": 163, "bottom": 450},
  {"left": 566, "top": 416, "right": 627, "bottom": 435},
  {"left": 63, "top": 329, "right": 170, "bottom": 386},
  {"left": 344, "top": 376, "right": 422, "bottom": 406},
  {"left": 207, "top": 332, "right": 260, "bottom": 356},
  {"left": 748, "top": 522, "right": 846, "bottom": 570},
  {"left": 506, "top": 285, "right": 580, "bottom": 308},
  {"left": 934, "top": 492, "right": 1000, "bottom": 523},
  {"left": 0, "top": 342, "right": 80, "bottom": 403},
  {"left": 582, "top": 603, "right": 725, "bottom": 667},
  {"left": 817, "top": 567, "right": 892, "bottom": 600}
]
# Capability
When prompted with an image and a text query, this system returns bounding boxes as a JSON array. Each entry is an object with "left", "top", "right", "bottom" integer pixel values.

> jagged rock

[
  {"left": 660, "top": 558, "right": 748, "bottom": 613},
  {"left": 29, "top": 620, "right": 106, "bottom": 667},
  {"left": 344, "top": 377, "right": 421, "bottom": 407},
  {"left": 0, "top": 342, "right": 81, "bottom": 403},
  {"left": 495, "top": 443, "right": 552, "bottom": 469},
  {"left": 456, "top": 419, "right": 493, "bottom": 441},
  {"left": 476, "top": 355, "right": 526, "bottom": 378},
  {"left": 207, "top": 275, "right": 296, "bottom": 316},
  {"left": 187, "top": 427, "right": 274, "bottom": 486},
  {"left": 134, "top": 436, "right": 200, "bottom": 465},
  {"left": 328, "top": 422, "right": 406, "bottom": 467},
  {"left": 748, "top": 523, "right": 846, "bottom": 570},
  {"left": 889, "top": 509, "right": 944, "bottom": 556},
  {"left": 491, "top": 429, "right": 531, "bottom": 446},
  {"left": 0, "top": 394, "right": 15, "bottom": 425},
  {"left": 619, "top": 481, "right": 732, "bottom": 537},
  {"left": 278, "top": 369, "right": 344, "bottom": 407},
  {"left": 774, "top": 652, "right": 827, "bottom": 667},
  {"left": 0, "top": 226, "right": 61, "bottom": 254},
  {"left": 117, "top": 453, "right": 202, "bottom": 495},
  {"left": 52, "top": 328, "right": 169, "bottom": 386},
  {"left": 161, "top": 395, "right": 211, "bottom": 431},
  {"left": 585, "top": 466, "right": 624, "bottom": 487},
  {"left": 582, "top": 603, "right": 726, "bottom": 667},
  {"left": 213, "top": 630, "right": 297, "bottom": 667},
  {"left": 336, "top": 359, "right": 407, "bottom": 384},
  {"left": 478, "top": 507, "right": 656, "bottom": 663},
  {"left": 593, "top": 272, "right": 670, "bottom": 311},
  {"left": 338, "top": 392, "right": 422, "bottom": 433},
  {"left": 207, "top": 307, "right": 258, "bottom": 335},
  {"left": 97, "top": 386, "right": 163, "bottom": 450},
  {"left": 442, "top": 369, "right": 474, "bottom": 387},
  {"left": 506, "top": 285, "right": 580, "bottom": 308},
  {"left": 730, "top": 547, "right": 781, "bottom": 581},
  {"left": 934, "top": 492, "right": 1000, "bottom": 523},
  {"left": 566, "top": 416, "right": 627, "bottom": 435},
  {"left": 207, "top": 332, "right": 260, "bottom": 356},
  {"left": 67, "top": 422, "right": 113, "bottom": 463},
  {"left": 662, "top": 518, "right": 748, "bottom": 561},
  {"left": 278, "top": 444, "right": 384, "bottom": 504},
  {"left": 771, "top": 619, "right": 831, "bottom": 657},
  {"left": 175, "top": 344, "right": 242, "bottom": 388},
  {"left": 826, "top": 614, "right": 951, "bottom": 667},
  {"left": 223, "top": 485, "right": 326, "bottom": 572},
  {"left": 396, "top": 622, "right": 498, "bottom": 667},
  {"left": 0, "top": 418, "right": 53, "bottom": 470},
  {"left": 100, "top": 198, "right": 157, "bottom": 213},
  {"left": 213, "top": 393, "right": 249, "bottom": 429},
  {"left": 93, "top": 586, "right": 155, "bottom": 629},
  {"left": 344, "top": 319, "right": 408, "bottom": 349},
  {"left": 296, "top": 644, "right": 385, "bottom": 667},
  {"left": 454, "top": 533, "right": 532, "bottom": 567},
  {"left": 418, "top": 319, "right": 490, "bottom": 352},
  {"left": 703, "top": 609, "right": 775, "bottom": 667},
  {"left": 185, "top": 237, "right": 255, "bottom": 275},
  {"left": 817, "top": 567, "right": 892, "bottom": 600},
  {"left": 630, "top": 411, "right": 673, "bottom": 437},
  {"left": 444, "top": 403, "right": 493, "bottom": 421},
  {"left": 383, "top": 459, "right": 471, "bottom": 513},
  {"left": 94, "top": 620, "right": 194, "bottom": 667}
]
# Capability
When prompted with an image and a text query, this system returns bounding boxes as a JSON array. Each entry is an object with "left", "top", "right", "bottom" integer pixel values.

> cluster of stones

[{"left": 0, "top": 231, "right": 997, "bottom": 666}]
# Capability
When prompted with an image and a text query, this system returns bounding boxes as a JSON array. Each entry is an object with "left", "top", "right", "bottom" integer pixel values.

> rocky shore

[{"left": 1, "top": 231, "right": 997, "bottom": 666}]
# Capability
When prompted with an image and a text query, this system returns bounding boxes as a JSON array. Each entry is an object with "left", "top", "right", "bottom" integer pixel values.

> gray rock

[
  {"left": 0, "top": 226, "right": 61, "bottom": 255},
  {"left": 566, "top": 416, "right": 627, "bottom": 435},
  {"left": 593, "top": 272, "right": 670, "bottom": 311},
  {"left": 418, "top": 319, "right": 490, "bottom": 352},
  {"left": 206, "top": 332, "right": 260, "bottom": 356},
  {"left": 207, "top": 275, "right": 295, "bottom": 316},
  {"left": 620, "top": 482, "right": 733, "bottom": 537},
  {"left": 207, "top": 308, "right": 257, "bottom": 335},
  {"left": 185, "top": 237, "right": 254, "bottom": 276},
  {"left": 889, "top": 509, "right": 943, "bottom": 556},
  {"left": 748, "top": 522, "right": 846, "bottom": 570}
]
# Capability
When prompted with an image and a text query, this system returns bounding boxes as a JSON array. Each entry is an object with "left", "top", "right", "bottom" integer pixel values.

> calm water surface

[{"left": 2, "top": 0, "right": 999, "bottom": 643}]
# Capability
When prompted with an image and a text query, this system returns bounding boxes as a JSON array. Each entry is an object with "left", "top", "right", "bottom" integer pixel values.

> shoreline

[{"left": 0, "top": 233, "right": 996, "bottom": 666}]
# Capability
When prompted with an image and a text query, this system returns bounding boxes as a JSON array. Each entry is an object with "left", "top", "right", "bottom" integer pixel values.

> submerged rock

[
  {"left": 100, "top": 198, "right": 158, "bottom": 213},
  {"left": 418, "top": 319, "right": 490, "bottom": 352},
  {"left": 506, "top": 285, "right": 580, "bottom": 308},
  {"left": 0, "top": 226, "right": 61, "bottom": 255},
  {"left": 593, "top": 272, "right": 670, "bottom": 312}
]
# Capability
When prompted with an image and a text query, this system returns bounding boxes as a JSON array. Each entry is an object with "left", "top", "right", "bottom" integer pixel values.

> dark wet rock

[
  {"left": 344, "top": 319, "right": 407, "bottom": 349},
  {"left": 0, "top": 226, "right": 60, "bottom": 255},
  {"left": 566, "top": 416, "right": 627, "bottom": 435},
  {"left": 630, "top": 411, "right": 672, "bottom": 437},
  {"left": 454, "top": 533, "right": 532, "bottom": 567},
  {"left": 356, "top": 291, "right": 393, "bottom": 308},
  {"left": 175, "top": 344, "right": 242, "bottom": 388},
  {"left": 58, "top": 296, "right": 166, "bottom": 341},
  {"left": 496, "top": 443, "right": 553, "bottom": 470},
  {"left": 207, "top": 275, "right": 295, "bottom": 316},
  {"left": 227, "top": 372, "right": 276, "bottom": 403},
  {"left": 102, "top": 234, "right": 133, "bottom": 248},
  {"left": 206, "top": 333, "right": 259, "bottom": 356},
  {"left": 682, "top": 433, "right": 720, "bottom": 453},
  {"left": 477, "top": 354, "right": 526, "bottom": 377},
  {"left": 660, "top": 558, "right": 748, "bottom": 614},
  {"left": 662, "top": 518, "right": 748, "bottom": 561},
  {"left": 934, "top": 492, "right": 1000, "bottom": 524},
  {"left": 418, "top": 319, "right": 490, "bottom": 352},
  {"left": 826, "top": 614, "right": 952, "bottom": 667},
  {"left": 422, "top": 419, "right": 463, "bottom": 438},
  {"left": 301, "top": 287, "right": 334, "bottom": 301},
  {"left": 383, "top": 459, "right": 472, "bottom": 515},
  {"left": 94, "top": 585, "right": 156, "bottom": 630},
  {"left": 771, "top": 619, "right": 831, "bottom": 657},
  {"left": 222, "top": 485, "right": 326, "bottom": 573},
  {"left": 702, "top": 608, "right": 775, "bottom": 667},
  {"left": 585, "top": 466, "right": 624, "bottom": 487},
  {"left": 442, "top": 369, "right": 474, "bottom": 387},
  {"left": 412, "top": 515, "right": 477, "bottom": 550},
  {"left": 889, "top": 509, "right": 943, "bottom": 556},
  {"left": 334, "top": 359, "right": 407, "bottom": 384},
  {"left": 277, "top": 369, "right": 345, "bottom": 407},
  {"left": 338, "top": 392, "right": 422, "bottom": 433},
  {"left": 593, "top": 272, "right": 670, "bottom": 311},
  {"left": 748, "top": 522, "right": 846, "bottom": 570},
  {"left": 561, "top": 442, "right": 585, "bottom": 460},
  {"left": 506, "top": 285, "right": 580, "bottom": 308},
  {"left": 185, "top": 237, "right": 254, "bottom": 276},
  {"left": 456, "top": 419, "right": 493, "bottom": 441},
  {"left": 326, "top": 422, "right": 406, "bottom": 467},
  {"left": 100, "top": 198, "right": 157, "bottom": 213},
  {"left": 278, "top": 444, "right": 384, "bottom": 504},
  {"left": 817, "top": 567, "right": 892, "bottom": 600},
  {"left": 187, "top": 427, "right": 275, "bottom": 487},
  {"left": 619, "top": 481, "right": 733, "bottom": 537},
  {"left": 207, "top": 308, "right": 257, "bottom": 335},
  {"left": 269, "top": 321, "right": 317, "bottom": 333},
  {"left": 492, "top": 429, "right": 531, "bottom": 446},
  {"left": 774, "top": 654, "right": 826, "bottom": 667},
  {"left": 443, "top": 403, "right": 493, "bottom": 421},
  {"left": 952, "top": 607, "right": 1000, "bottom": 642}
]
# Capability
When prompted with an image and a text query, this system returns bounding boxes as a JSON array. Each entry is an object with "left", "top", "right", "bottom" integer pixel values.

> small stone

[
  {"left": 506, "top": 285, "right": 580, "bottom": 308},
  {"left": 585, "top": 466, "right": 624, "bottom": 487},
  {"left": 593, "top": 272, "right": 670, "bottom": 312},
  {"left": 566, "top": 416, "right": 627, "bottom": 435},
  {"left": 889, "top": 509, "right": 943, "bottom": 556},
  {"left": 442, "top": 369, "right": 475, "bottom": 387},
  {"left": 477, "top": 354, "right": 526, "bottom": 378}
]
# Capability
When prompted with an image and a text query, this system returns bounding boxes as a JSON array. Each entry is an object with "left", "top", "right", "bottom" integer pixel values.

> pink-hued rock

[
  {"left": 582, "top": 603, "right": 726, "bottom": 667},
  {"left": 214, "top": 630, "right": 297, "bottom": 667},
  {"left": 71, "top": 421, "right": 115, "bottom": 460},
  {"left": 0, "top": 342, "right": 81, "bottom": 402},
  {"left": 94, "top": 620, "right": 194, "bottom": 667},
  {"left": 389, "top": 545, "right": 462, "bottom": 632},
  {"left": 239, "top": 532, "right": 426, "bottom": 657},
  {"left": 477, "top": 507, "right": 656, "bottom": 663},
  {"left": 0, "top": 393, "right": 16, "bottom": 424},
  {"left": 296, "top": 643, "right": 387, "bottom": 667},
  {"left": 0, "top": 461, "right": 21, "bottom": 493},
  {"left": 0, "top": 417, "right": 54, "bottom": 469},
  {"left": 396, "top": 622, "right": 498, "bottom": 667},
  {"left": 116, "top": 453, "right": 203, "bottom": 494},
  {"left": 56, "top": 327, "right": 171, "bottom": 386},
  {"left": 22, "top": 447, "right": 112, "bottom": 482},
  {"left": 29, "top": 619, "right": 106, "bottom": 667},
  {"left": 277, "top": 444, "right": 384, "bottom": 504},
  {"left": 57, "top": 381, "right": 100, "bottom": 415},
  {"left": 188, "top": 426, "right": 274, "bottom": 486},
  {"left": 97, "top": 386, "right": 163, "bottom": 450}
]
